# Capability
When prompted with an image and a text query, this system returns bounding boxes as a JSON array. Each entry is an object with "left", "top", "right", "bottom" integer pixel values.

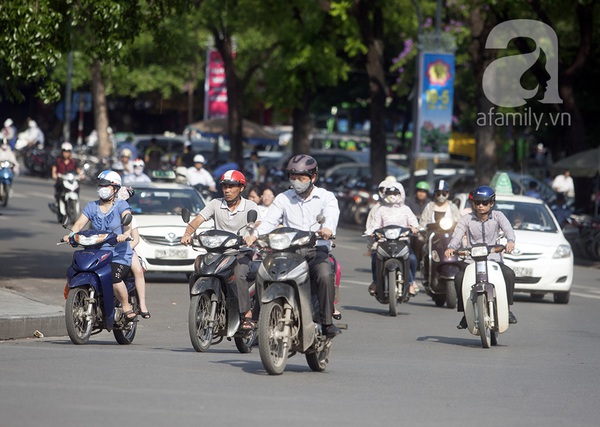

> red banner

[{"left": 204, "top": 49, "right": 228, "bottom": 119}]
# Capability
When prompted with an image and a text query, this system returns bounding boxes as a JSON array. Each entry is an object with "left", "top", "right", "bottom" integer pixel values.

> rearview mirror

[
  {"left": 121, "top": 213, "right": 133, "bottom": 226},
  {"left": 316, "top": 214, "right": 326, "bottom": 225},
  {"left": 247, "top": 209, "right": 257, "bottom": 223},
  {"left": 181, "top": 208, "right": 191, "bottom": 223}
]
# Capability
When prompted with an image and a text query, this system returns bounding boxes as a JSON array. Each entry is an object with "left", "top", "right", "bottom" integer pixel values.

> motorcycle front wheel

[
  {"left": 388, "top": 270, "right": 398, "bottom": 317},
  {"left": 445, "top": 279, "right": 457, "bottom": 309},
  {"left": 476, "top": 293, "right": 492, "bottom": 348},
  {"left": 65, "top": 287, "right": 94, "bottom": 345},
  {"left": 188, "top": 293, "right": 214, "bottom": 352},
  {"left": 114, "top": 293, "right": 138, "bottom": 345},
  {"left": 67, "top": 199, "right": 79, "bottom": 224},
  {"left": 0, "top": 183, "right": 8, "bottom": 207},
  {"left": 258, "top": 300, "right": 289, "bottom": 375}
]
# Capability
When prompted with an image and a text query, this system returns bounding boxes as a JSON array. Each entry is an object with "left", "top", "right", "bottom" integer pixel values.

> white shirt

[
  {"left": 0, "top": 148, "right": 19, "bottom": 175},
  {"left": 257, "top": 186, "right": 340, "bottom": 247},
  {"left": 551, "top": 174, "right": 575, "bottom": 198},
  {"left": 200, "top": 198, "right": 260, "bottom": 233},
  {"left": 187, "top": 166, "right": 216, "bottom": 188}
]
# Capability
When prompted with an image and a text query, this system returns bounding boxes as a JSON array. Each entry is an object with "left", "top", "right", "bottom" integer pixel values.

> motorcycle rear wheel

[
  {"left": 189, "top": 293, "right": 214, "bottom": 352},
  {"left": 67, "top": 199, "right": 79, "bottom": 224},
  {"left": 65, "top": 287, "right": 94, "bottom": 345},
  {"left": 0, "top": 183, "right": 8, "bottom": 207},
  {"left": 258, "top": 300, "right": 289, "bottom": 375},
  {"left": 114, "top": 294, "right": 138, "bottom": 345},
  {"left": 476, "top": 293, "right": 492, "bottom": 348},
  {"left": 388, "top": 270, "right": 398, "bottom": 317}
]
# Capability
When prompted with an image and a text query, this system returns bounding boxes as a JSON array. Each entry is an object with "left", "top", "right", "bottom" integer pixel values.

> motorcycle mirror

[
  {"left": 121, "top": 213, "right": 133, "bottom": 226},
  {"left": 316, "top": 214, "right": 326, "bottom": 225},
  {"left": 247, "top": 209, "right": 257, "bottom": 223},
  {"left": 61, "top": 215, "right": 70, "bottom": 229},
  {"left": 181, "top": 208, "right": 191, "bottom": 223}
]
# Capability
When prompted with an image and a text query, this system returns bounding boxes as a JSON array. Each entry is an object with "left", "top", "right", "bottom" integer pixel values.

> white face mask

[
  {"left": 97, "top": 187, "right": 113, "bottom": 200},
  {"left": 384, "top": 194, "right": 401, "bottom": 204},
  {"left": 290, "top": 179, "right": 311, "bottom": 195},
  {"left": 436, "top": 194, "right": 448, "bottom": 203}
]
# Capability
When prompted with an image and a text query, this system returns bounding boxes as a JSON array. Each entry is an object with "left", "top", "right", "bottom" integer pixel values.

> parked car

[
  {"left": 453, "top": 192, "right": 573, "bottom": 303},
  {"left": 127, "top": 182, "right": 214, "bottom": 275},
  {"left": 322, "top": 161, "right": 410, "bottom": 189}
]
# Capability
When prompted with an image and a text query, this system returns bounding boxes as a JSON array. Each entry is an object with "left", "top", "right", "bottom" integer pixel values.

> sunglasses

[
  {"left": 435, "top": 191, "right": 449, "bottom": 196},
  {"left": 385, "top": 190, "right": 400, "bottom": 195},
  {"left": 474, "top": 200, "right": 490, "bottom": 206}
]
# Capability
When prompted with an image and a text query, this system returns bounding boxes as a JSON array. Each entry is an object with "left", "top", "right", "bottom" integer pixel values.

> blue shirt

[{"left": 82, "top": 199, "right": 133, "bottom": 265}]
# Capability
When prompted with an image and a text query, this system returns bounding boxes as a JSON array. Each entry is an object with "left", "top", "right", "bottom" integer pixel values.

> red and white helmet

[{"left": 219, "top": 170, "right": 246, "bottom": 186}]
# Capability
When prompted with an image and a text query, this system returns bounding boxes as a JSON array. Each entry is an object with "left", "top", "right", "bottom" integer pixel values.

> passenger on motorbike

[
  {"left": 444, "top": 185, "right": 518, "bottom": 329},
  {"left": 0, "top": 139, "right": 19, "bottom": 175},
  {"left": 123, "top": 159, "right": 152, "bottom": 185},
  {"left": 365, "top": 181, "right": 420, "bottom": 296},
  {"left": 51, "top": 142, "right": 82, "bottom": 209},
  {"left": 62, "top": 170, "right": 136, "bottom": 321},
  {"left": 246, "top": 155, "right": 342, "bottom": 338},
  {"left": 419, "top": 179, "right": 461, "bottom": 228},
  {"left": 180, "top": 170, "right": 260, "bottom": 330},
  {"left": 406, "top": 181, "right": 431, "bottom": 220}
]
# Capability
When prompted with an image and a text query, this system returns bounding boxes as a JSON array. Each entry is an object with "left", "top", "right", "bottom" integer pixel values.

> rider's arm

[{"left": 447, "top": 215, "right": 469, "bottom": 250}]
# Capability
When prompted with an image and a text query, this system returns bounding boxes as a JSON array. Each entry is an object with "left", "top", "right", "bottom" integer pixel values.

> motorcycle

[
  {"left": 52, "top": 172, "right": 81, "bottom": 224},
  {"left": 60, "top": 214, "right": 139, "bottom": 345},
  {"left": 255, "top": 216, "right": 340, "bottom": 375},
  {"left": 182, "top": 208, "right": 259, "bottom": 353},
  {"left": 0, "top": 160, "right": 15, "bottom": 207},
  {"left": 366, "top": 225, "right": 414, "bottom": 316},
  {"left": 421, "top": 217, "right": 460, "bottom": 308},
  {"left": 458, "top": 244, "right": 510, "bottom": 348}
]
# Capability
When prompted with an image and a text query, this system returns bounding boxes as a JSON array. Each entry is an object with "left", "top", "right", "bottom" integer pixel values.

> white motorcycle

[
  {"left": 459, "top": 244, "right": 509, "bottom": 348},
  {"left": 54, "top": 173, "right": 81, "bottom": 224}
]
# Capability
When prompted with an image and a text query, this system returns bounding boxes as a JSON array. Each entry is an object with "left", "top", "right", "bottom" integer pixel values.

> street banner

[
  {"left": 204, "top": 49, "right": 228, "bottom": 120},
  {"left": 416, "top": 52, "right": 455, "bottom": 154}
]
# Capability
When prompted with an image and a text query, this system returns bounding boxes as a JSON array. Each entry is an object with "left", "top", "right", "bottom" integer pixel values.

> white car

[
  {"left": 453, "top": 193, "right": 573, "bottom": 303},
  {"left": 128, "top": 182, "right": 214, "bottom": 275}
]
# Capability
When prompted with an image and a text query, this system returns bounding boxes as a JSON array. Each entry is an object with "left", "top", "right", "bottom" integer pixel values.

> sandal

[
  {"left": 240, "top": 317, "right": 255, "bottom": 331},
  {"left": 122, "top": 309, "right": 137, "bottom": 322},
  {"left": 139, "top": 311, "right": 151, "bottom": 319},
  {"left": 368, "top": 282, "right": 376, "bottom": 296},
  {"left": 333, "top": 309, "right": 342, "bottom": 321},
  {"left": 409, "top": 283, "right": 418, "bottom": 297}
]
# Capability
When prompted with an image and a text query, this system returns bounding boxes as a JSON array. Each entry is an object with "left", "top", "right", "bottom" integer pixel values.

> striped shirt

[{"left": 447, "top": 210, "right": 515, "bottom": 263}]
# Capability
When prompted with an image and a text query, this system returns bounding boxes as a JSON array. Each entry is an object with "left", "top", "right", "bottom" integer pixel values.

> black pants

[
  {"left": 455, "top": 261, "right": 515, "bottom": 312},
  {"left": 232, "top": 254, "right": 252, "bottom": 315},
  {"left": 307, "top": 247, "right": 335, "bottom": 325}
]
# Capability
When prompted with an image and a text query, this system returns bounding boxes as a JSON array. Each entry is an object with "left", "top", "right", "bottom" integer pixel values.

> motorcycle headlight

[
  {"left": 553, "top": 244, "right": 572, "bottom": 259},
  {"left": 439, "top": 217, "right": 453, "bottom": 231},
  {"left": 384, "top": 228, "right": 400, "bottom": 240},
  {"left": 470, "top": 246, "right": 489, "bottom": 257},
  {"left": 269, "top": 231, "right": 295, "bottom": 250},
  {"left": 75, "top": 233, "right": 108, "bottom": 246},
  {"left": 199, "top": 234, "right": 237, "bottom": 249}
]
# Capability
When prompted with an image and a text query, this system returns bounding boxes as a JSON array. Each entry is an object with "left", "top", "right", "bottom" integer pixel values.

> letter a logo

[{"left": 482, "top": 19, "right": 562, "bottom": 108}]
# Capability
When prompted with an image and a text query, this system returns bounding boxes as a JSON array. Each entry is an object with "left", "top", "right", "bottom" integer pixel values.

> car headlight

[
  {"left": 76, "top": 233, "right": 108, "bottom": 246},
  {"left": 553, "top": 244, "right": 572, "bottom": 259}
]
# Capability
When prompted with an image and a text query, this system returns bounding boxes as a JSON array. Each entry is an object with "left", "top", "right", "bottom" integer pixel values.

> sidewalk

[{"left": 0, "top": 288, "right": 66, "bottom": 340}]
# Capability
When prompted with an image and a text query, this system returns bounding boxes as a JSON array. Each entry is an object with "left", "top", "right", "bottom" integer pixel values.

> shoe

[
  {"left": 509, "top": 311, "right": 518, "bottom": 324},
  {"left": 457, "top": 315, "right": 468, "bottom": 329},
  {"left": 368, "top": 282, "right": 376, "bottom": 296},
  {"left": 322, "top": 324, "right": 342, "bottom": 338},
  {"left": 409, "top": 282, "right": 418, "bottom": 297},
  {"left": 333, "top": 309, "right": 342, "bottom": 320}
]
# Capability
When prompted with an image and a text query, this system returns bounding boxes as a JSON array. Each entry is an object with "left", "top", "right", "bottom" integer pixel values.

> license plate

[
  {"left": 155, "top": 248, "right": 188, "bottom": 258},
  {"left": 513, "top": 266, "right": 533, "bottom": 277}
]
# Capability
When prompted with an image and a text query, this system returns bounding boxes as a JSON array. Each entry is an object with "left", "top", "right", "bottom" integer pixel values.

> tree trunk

[
  {"left": 292, "top": 89, "right": 313, "bottom": 155},
  {"left": 91, "top": 60, "right": 111, "bottom": 159},
  {"left": 355, "top": 1, "right": 387, "bottom": 188},
  {"left": 469, "top": 5, "right": 497, "bottom": 185}
]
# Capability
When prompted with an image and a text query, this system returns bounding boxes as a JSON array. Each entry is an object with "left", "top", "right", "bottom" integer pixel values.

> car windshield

[
  {"left": 128, "top": 188, "right": 206, "bottom": 215},
  {"left": 494, "top": 201, "right": 558, "bottom": 232}
]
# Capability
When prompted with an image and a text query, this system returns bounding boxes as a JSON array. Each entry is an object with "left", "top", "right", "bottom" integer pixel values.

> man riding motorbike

[{"left": 51, "top": 142, "right": 82, "bottom": 211}]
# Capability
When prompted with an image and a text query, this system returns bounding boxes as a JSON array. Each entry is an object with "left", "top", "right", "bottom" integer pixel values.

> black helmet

[
  {"left": 470, "top": 185, "right": 496, "bottom": 203},
  {"left": 286, "top": 154, "right": 318, "bottom": 176}
]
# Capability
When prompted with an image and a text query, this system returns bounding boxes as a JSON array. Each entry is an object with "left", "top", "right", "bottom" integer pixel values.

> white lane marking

[{"left": 571, "top": 292, "right": 600, "bottom": 300}]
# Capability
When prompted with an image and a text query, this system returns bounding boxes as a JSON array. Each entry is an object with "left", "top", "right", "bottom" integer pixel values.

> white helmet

[
  {"left": 61, "top": 142, "right": 73, "bottom": 151},
  {"left": 193, "top": 154, "right": 206, "bottom": 164},
  {"left": 97, "top": 170, "right": 122, "bottom": 187},
  {"left": 120, "top": 148, "right": 132, "bottom": 158},
  {"left": 4, "top": 118, "right": 13, "bottom": 127}
]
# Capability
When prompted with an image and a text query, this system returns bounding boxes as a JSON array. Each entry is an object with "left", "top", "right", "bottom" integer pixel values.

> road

[{"left": 1, "top": 176, "right": 600, "bottom": 427}]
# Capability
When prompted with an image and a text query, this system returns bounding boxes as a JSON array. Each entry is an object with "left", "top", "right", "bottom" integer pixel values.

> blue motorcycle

[
  {"left": 0, "top": 160, "right": 15, "bottom": 207},
  {"left": 60, "top": 214, "right": 139, "bottom": 345}
]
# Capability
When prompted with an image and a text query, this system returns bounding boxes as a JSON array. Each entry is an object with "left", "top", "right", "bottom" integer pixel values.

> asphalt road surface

[{"left": 1, "top": 176, "right": 600, "bottom": 427}]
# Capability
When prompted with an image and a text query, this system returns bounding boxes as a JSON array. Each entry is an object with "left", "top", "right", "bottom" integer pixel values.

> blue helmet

[
  {"left": 434, "top": 179, "right": 450, "bottom": 192},
  {"left": 470, "top": 185, "right": 495, "bottom": 203}
]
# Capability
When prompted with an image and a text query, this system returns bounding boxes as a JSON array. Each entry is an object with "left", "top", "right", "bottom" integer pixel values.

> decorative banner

[
  {"left": 416, "top": 52, "right": 455, "bottom": 154},
  {"left": 204, "top": 49, "right": 228, "bottom": 120}
]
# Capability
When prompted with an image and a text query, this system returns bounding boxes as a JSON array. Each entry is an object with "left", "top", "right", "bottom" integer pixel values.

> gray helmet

[{"left": 286, "top": 154, "right": 318, "bottom": 176}]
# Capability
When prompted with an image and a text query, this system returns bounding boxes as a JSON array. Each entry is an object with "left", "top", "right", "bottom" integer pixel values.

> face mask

[
  {"left": 436, "top": 194, "right": 448, "bottom": 203},
  {"left": 384, "top": 194, "right": 401, "bottom": 204},
  {"left": 134, "top": 167, "right": 143, "bottom": 176},
  {"left": 290, "top": 178, "right": 311, "bottom": 195},
  {"left": 97, "top": 187, "right": 113, "bottom": 200}
]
